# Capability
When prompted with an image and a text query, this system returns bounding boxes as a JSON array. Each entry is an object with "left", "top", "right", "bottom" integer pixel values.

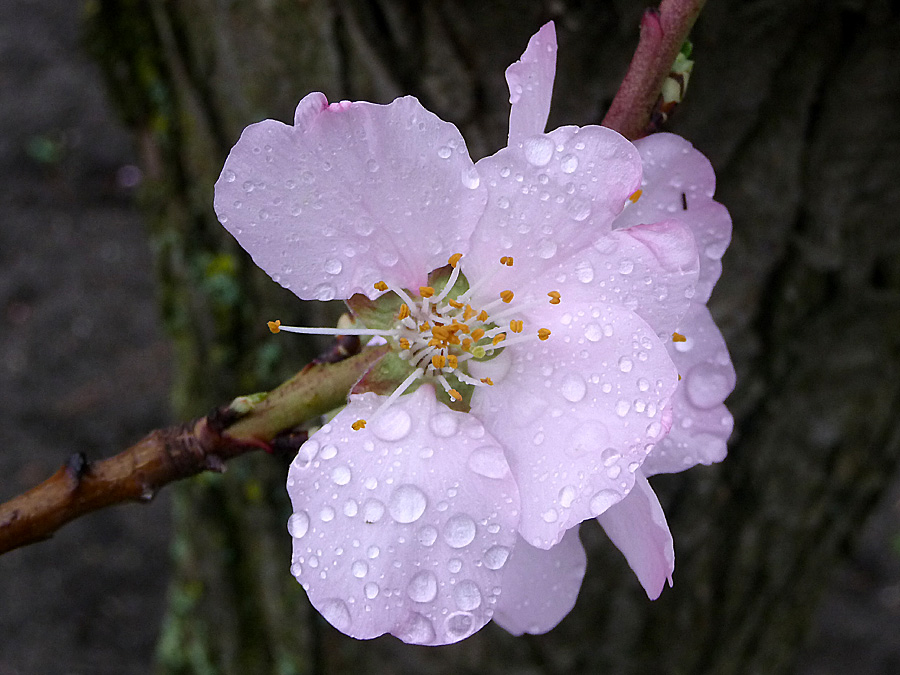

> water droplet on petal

[
  {"left": 430, "top": 412, "right": 459, "bottom": 438},
  {"left": 343, "top": 499, "right": 359, "bottom": 517},
  {"left": 331, "top": 465, "right": 352, "bottom": 485},
  {"left": 287, "top": 512, "right": 309, "bottom": 538},
  {"left": 497, "top": 196, "right": 510, "bottom": 210},
  {"left": 313, "top": 283, "right": 336, "bottom": 301},
  {"left": 567, "top": 197, "right": 591, "bottom": 221},
  {"left": 319, "top": 599, "right": 351, "bottom": 631},
  {"left": 559, "top": 485, "right": 577, "bottom": 508},
  {"left": 453, "top": 580, "right": 482, "bottom": 611},
  {"left": 483, "top": 545, "right": 510, "bottom": 570},
  {"left": 324, "top": 258, "right": 342, "bottom": 275},
  {"left": 560, "top": 154, "right": 579, "bottom": 173},
  {"left": 351, "top": 560, "right": 369, "bottom": 578},
  {"left": 619, "top": 259, "right": 634, "bottom": 275},
  {"left": 542, "top": 508, "right": 559, "bottom": 523},
  {"left": 223, "top": 170, "right": 236, "bottom": 183},
  {"left": 438, "top": 146, "right": 452, "bottom": 159},
  {"left": 445, "top": 611, "right": 475, "bottom": 639},
  {"left": 467, "top": 446, "right": 509, "bottom": 479},
  {"left": 584, "top": 323, "right": 603, "bottom": 342},
  {"left": 364, "top": 582, "right": 380, "bottom": 599},
  {"left": 685, "top": 363, "right": 733, "bottom": 409},
  {"left": 538, "top": 238, "right": 557, "bottom": 259},
  {"left": 461, "top": 166, "right": 481, "bottom": 189},
  {"left": 319, "top": 506, "right": 335, "bottom": 522},
  {"left": 372, "top": 408, "right": 412, "bottom": 441},
  {"left": 560, "top": 373, "right": 586, "bottom": 402},
  {"left": 616, "top": 399, "right": 632, "bottom": 417},
  {"left": 399, "top": 613, "right": 436, "bottom": 645},
  {"left": 407, "top": 570, "right": 438, "bottom": 602},
  {"left": 443, "top": 514, "right": 476, "bottom": 549},
  {"left": 590, "top": 489, "right": 620, "bottom": 515},
  {"left": 417, "top": 525, "right": 438, "bottom": 547},
  {"left": 522, "top": 135, "right": 554, "bottom": 166},
  {"left": 362, "top": 499, "right": 385, "bottom": 523},
  {"left": 574, "top": 259, "right": 594, "bottom": 283},
  {"left": 366, "top": 159, "right": 379, "bottom": 172},
  {"left": 389, "top": 484, "right": 427, "bottom": 523},
  {"left": 618, "top": 357, "right": 633, "bottom": 373}
]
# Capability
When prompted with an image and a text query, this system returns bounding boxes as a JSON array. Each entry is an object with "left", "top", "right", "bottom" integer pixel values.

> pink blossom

[{"left": 215, "top": 22, "right": 733, "bottom": 644}]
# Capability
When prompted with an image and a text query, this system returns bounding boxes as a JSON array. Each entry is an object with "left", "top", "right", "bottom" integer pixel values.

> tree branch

[
  {"left": 602, "top": 0, "right": 707, "bottom": 140},
  {"left": 0, "top": 344, "right": 388, "bottom": 555}
]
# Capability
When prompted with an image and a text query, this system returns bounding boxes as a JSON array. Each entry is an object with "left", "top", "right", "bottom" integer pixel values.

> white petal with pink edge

[
  {"left": 505, "top": 21, "right": 557, "bottom": 144},
  {"left": 492, "top": 527, "right": 586, "bottom": 636},
  {"left": 286, "top": 385, "right": 519, "bottom": 645},
  {"left": 643, "top": 303, "right": 735, "bottom": 475},
  {"left": 214, "top": 95, "right": 486, "bottom": 301},
  {"left": 469, "top": 300, "right": 678, "bottom": 548},
  {"left": 597, "top": 470, "right": 674, "bottom": 600}
]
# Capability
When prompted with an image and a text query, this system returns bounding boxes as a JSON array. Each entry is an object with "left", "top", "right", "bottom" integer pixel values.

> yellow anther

[
  {"left": 672, "top": 332, "right": 687, "bottom": 342},
  {"left": 678, "top": 374, "right": 682, "bottom": 381},
  {"left": 500, "top": 290, "right": 514, "bottom": 303},
  {"left": 480, "top": 377, "right": 494, "bottom": 386},
  {"left": 419, "top": 321, "right": 431, "bottom": 331},
  {"left": 452, "top": 321, "right": 470, "bottom": 334},
  {"left": 461, "top": 338, "right": 473, "bottom": 351},
  {"left": 548, "top": 291, "right": 561, "bottom": 305},
  {"left": 432, "top": 354, "right": 447, "bottom": 369},
  {"left": 538, "top": 328, "right": 551, "bottom": 341},
  {"left": 448, "top": 253, "right": 463, "bottom": 268},
  {"left": 628, "top": 189, "right": 643, "bottom": 204},
  {"left": 449, "top": 389, "right": 462, "bottom": 401},
  {"left": 267, "top": 319, "right": 282, "bottom": 334},
  {"left": 510, "top": 319, "right": 524, "bottom": 333},
  {"left": 351, "top": 419, "right": 367, "bottom": 431},
  {"left": 447, "top": 355, "right": 459, "bottom": 369},
  {"left": 499, "top": 256, "right": 514, "bottom": 267},
  {"left": 492, "top": 333, "right": 507, "bottom": 346},
  {"left": 477, "top": 310, "right": 489, "bottom": 321},
  {"left": 419, "top": 286, "right": 435, "bottom": 298},
  {"left": 428, "top": 338, "right": 442, "bottom": 347},
  {"left": 463, "top": 305, "right": 476, "bottom": 321},
  {"left": 448, "top": 298, "right": 464, "bottom": 309},
  {"left": 448, "top": 335, "right": 461, "bottom": 345},
  {"left": 374, "top": 281, "right": 388, "bottom": 291},
  {"left": 399, "top": 338, "right": 410, "bottom": 350},
  {"left": 471, "top": 328, "right": 485, "bottom": 341},
  {"left": 397, "top": 303, "right": 411, "bottom": 320}
]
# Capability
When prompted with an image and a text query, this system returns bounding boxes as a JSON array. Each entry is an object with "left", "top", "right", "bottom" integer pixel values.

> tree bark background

[{"left": 84, "top": 1, "right": 900, "bottom": 674}]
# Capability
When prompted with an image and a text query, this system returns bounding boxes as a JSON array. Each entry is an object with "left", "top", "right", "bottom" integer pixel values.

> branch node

[{"left": 64, "top": 452, "right": 90, "bottom": 487}]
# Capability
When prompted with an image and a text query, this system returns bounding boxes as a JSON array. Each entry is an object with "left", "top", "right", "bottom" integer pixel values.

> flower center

[{"left": 268, "top": 253, "right": 558, "bottom": 427}]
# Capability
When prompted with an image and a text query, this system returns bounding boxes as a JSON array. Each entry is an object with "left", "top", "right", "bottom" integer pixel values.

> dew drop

[
  {"left": 497, "top": 196, "right": 510, "bottom": 210},
  {"left": 443, "top": 514, "right": 477, "bottom": 548},
  {"left": 364, "top": 582, "right": 380, "bottom": 599},
  {"left": 343, "top": 499, "right": 359, "bottom": 517},
  {"left": 324, "top": 258, "right": 343, "bottom": 275},
  {"left": 538, "top": 238, "right": 558, "bottom": 259},
  {"left": 445, "top": 612, "right": 475, "bottom": 639},
  {"left": 453, "top": 580, "right": 482, "bottom": 611},
  {"left": 351, "top": 559, "right": 369, "bottom": 578},
  {"left": 287, "top": 512, "right": 309, "bottom": 538},
  {"left": 389, "top": 484, "right": 428, "bottom": 523},
  {"left": 319, "top": 599, "right": 351, "bottom": 631},
  {"left": 407, "top": 570, "right": 438, "bottom": 602},
  {"left": 567, "top": 197, "right": 591, "bottom": 221},
  {"left": 366, "top": 158, "right": 379, "bottom": 172},
  {"left": 467, "top": 446, "right": 509, "bottom": 479},
  {"left": 542, "top": 508, "right": 559, "bottom": 523},
  {"left": 367, "top": 545, "right": 380, "bottom": 559},
  {"left": 400, "top": 613, "right": 436, "bottom": 645},
  {"left": 575, "top": 259, "right": 594, "bottom": 283},
  {"left": 362, "top": 498, "right": 385, "bottom": 523},
  {"left": 430, "top": 412, "right": 459, "bottom": 438},
  {"left": 320, "top": 506, "right": 335, "bottom": 522},
  {"left": 313, "top": 283, "right": 336, "bottom": 301},
  {"left": 223, "top": 169, "right": 236, "bottom": 183},
  {"left": 483, "top": 545, "right": 510, "bottom": 570},
  {"left": 559, "top": 485, "right": 577, "bottom": 508},
  {"left": 331, "top": 465, "right": 352, "bottom": 485},
  {"left": 320, "top": 444, "right": 338, "bottom": 460},
  {"left": 437, "top": 146, "right": 452, "bottom": 159},
  {"left": 448, "top": 558, "right": 463, "bottom": 573},
  {"left": 584, "top": 323, "right": 603, "bottom": 342},
  {"left": 522, "top": 135, "right": 554, "bottom": 166},
  {"left": 461, "top": 166, "right": 481, "bottom": 189},
  {"left": 619, "top": 259, "right": 635, "bottom": 275},
  {"left": 618, "top": 357, "right": 633, "bottom": 373},
  {"left": 616, "top": 399, "right": 632, "bottom": 417},
  {"left": 560, "top": 154, "right": 579, "bottom": 173},
  {"left": 590, "top": 489, "right": 620, "bottom": 515},
  {"left": 560, "top": 373, "right": 586, "bottom": 402},
  {"left": 372, "top": 408, "right": 412, "bottom": 441},
  {"left": 417, "top": 525, "right": 438, "bottom": 547}
]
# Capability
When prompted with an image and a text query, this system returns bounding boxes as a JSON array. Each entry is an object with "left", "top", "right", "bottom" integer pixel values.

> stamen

[
  {"left": 351, "top": 419, "right": 367, "bottom": 431},
  {"left": 419, "top": 286, "right": 435, "bottom": 298},
  {"left": 448, "top": 253, "right": 463, "bottom": 268},
  {"left": 376, "top": 367, "right": 425, "bottom": 416},
  {"left": 480, "top": 377, "right": 494, "bottom": 385},
  {"left": 448, "top": 299, "right": 464, "bottom": 309},
  {"left": 548, "top": 291, "right": 561, "bottom": 305},
  {"left": 499, "top": 256, "right": 514, "bottom": 267},
  {"left": 447, "top": 355, "right": 459, "bottom": 369},
  {"left": 538, "top": 328, "right": 551, "bottom": 341},
  {"left": 448, "top": 389, "right": 462, "bottom": 401},
  {"left": 397, "top": 304, "right": 411, "bottom": 320},
  {"left": 461, "top": 338, "right": 473, "bottom": 351},
  {"left": 477, "top": 310, "right": 489, "bottom": 322},
  {"left": 628, "top": 189, "right": 643, "bottom": 204},
  {"left": 510, "top": 319, "right": 524, "bottom": 333},
  {"left": 433, "top": 256, "right": 463, "bottom": 304},
  {"left": 463, "top": 305, "right": 476, "bottom": 321},
  {"left": 672, "top": 332, "right": 687, "bottom": 342},
  {"left": 374, "top": 281, "right": 388, "bottom": 291},
  {"left": 432, "top": 354, "right": 446, "bottom": 369},
  {"left": 492, "top": 333, "right": 507, "bottom": 346},
  {"left": 399, "top": 338, "right": 410, "bottom": 350},
  {"left": 470, "top": 328, "right": 485, "bottom": 341},
  {"left": 276, "top": 325, "right": 398, "bottom": 337},
  {"left": 268, "top": 320, "right": 281, "bottom": 334},
  {"left": 500, "top": 290, "right": 514, "bottom": 303}
]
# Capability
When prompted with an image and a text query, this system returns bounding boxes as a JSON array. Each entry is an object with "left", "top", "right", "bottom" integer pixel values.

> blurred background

[{"left": 1, "top": 1, "right": 899, "bottom": 673}]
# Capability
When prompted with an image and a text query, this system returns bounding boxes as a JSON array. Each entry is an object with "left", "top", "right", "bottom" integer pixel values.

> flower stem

[{"left": 602, "top": 0, "right": 707, "bottom": 140}]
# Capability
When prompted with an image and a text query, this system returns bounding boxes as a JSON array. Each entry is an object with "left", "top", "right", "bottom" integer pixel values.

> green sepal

[
  {"left": 345, "top": 292, "right": 403, "bottom": 330},
  {"left": 351, "top": 351, "right": 414, "bottom": 396},
  {"left": 428, "top": 264, "right": 470, "bottom": 298}
]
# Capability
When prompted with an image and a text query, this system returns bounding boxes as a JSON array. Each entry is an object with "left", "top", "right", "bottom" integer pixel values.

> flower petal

[
  {"left": 215, "top": 94, "right": 487, "bottom": 301},
  {"left": 469, "top": 300, "right": 678, "bottom": 548},
  {"left": 465, "top": 124, "right": 642, "bottom": 288},
  {"left": 506, "top": 22, "right": 558, "bottom": 145},
  {"left": 643, "top": 303, "right": 735, "bottom": 475},
  {"left": 596, "top": 470, "right": 674, "bottom": 600},
  {"left": 533, "top": 218, "right": 699, "bottom": 337},
  {"left": 612, "top": 132, "right": 732, "bottom": 303},
  {"left": 492, "top": 528, "right": 586, "bottom": 636},
  {"left": 286, "top": 385, "right": 520, "bottom": 645}
]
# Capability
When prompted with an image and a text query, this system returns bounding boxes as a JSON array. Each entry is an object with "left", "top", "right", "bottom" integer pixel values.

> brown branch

[
  {"left": 602, "top": 0, "right": 707, "bottom": 140},
  {"left": 0, "top": 344, "right": 388, "bottom": 555}
]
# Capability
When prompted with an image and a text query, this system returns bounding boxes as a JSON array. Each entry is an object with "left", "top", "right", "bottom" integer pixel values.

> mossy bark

[{"left": 85, "top": 1, "right": 900, "bottom": 673}]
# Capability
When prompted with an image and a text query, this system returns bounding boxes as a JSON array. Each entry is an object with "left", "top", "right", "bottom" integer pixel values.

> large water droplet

[
  {"left": 558, "top": 485, "right": 577, "bottom": 508},
  {"left": 343, "top": 499, "right": 359, "bottom": 517},
  {"left": 399, "top": 613, "right": 436, "bottom": 645},
  {"left": 443, "top": 514, "right": 477, "bottom": 549},
  {"left": 618, "top": 357, "right": 633, "bottom": 373},
  {"left": 319, "top": 505, "right": 335, "bottom": 522},
  {"left": 542, "top": 508, "right": 559, "bottom": 523},
  {"left": 618, "top": 259, "right": 634, "bottom": 275},
  {"left": 483, "top": 545, "right": 510, "bottom": 570},
  {"left": 372, "top": 408, "right": 412, "bottom": 441},
  {"left": 453, "top": 580, "right": 482, "bottom": 611},
  {"left": 560, "top": 154, "right": 579, "bottom": 173},
  {"left": 287, "top": 512, "right": 309, "bottom": 538},
  {"left": 430, "top": 412, "right": 459, "bottom": 438},
  {"left": 574, "top": 259, "right": 594, "bottom": 283},
  {"left": 522, "top": 135, "right": 554, "bottom": 166},
  {"left": 407, "top": 570, "right": 438, "bottom": 602},
  {"left": 417, "top": 525, "right": 438, "bottom": 547},
  {"left": 538, "top": 238, "right": 558, "bottom": 259},
  {"left": 364, "top": 582, "right": 380, "bottom": 599},
  {"left": 461, "top": 166, "right": 481, "bottom": 189},
  {"left": 445, "top": 612, "right": 475, "bottom": 639},
  {"left": 331, "top": 465, "right": 352, "bottom": 485},
  {"left": 616, "top": 399, "right": 632, "bottom": 417},
  {"left": 362, "top": 498, "right": 385, "bottom": 523},
  {"left": 313, "top": 283, "right": 336, "bottom": 301},
  {"left": 324, "top": 258, "right": 342, "bottom": 275},
  {"left": 584, "top": 323, "right": 603, "bottom": 342},
  {"left": 590, "top": 489, "right": 620, "bottom": 515},
  {"left": 467, "top": 446, "right": 509, "bottom": 479},
  {"left": 351, "top": 560, "right": 369, "bottom": 578},
  {"left": 389, "top": 484, "right": 428, "bottom": 523},
  {"left": 560, "top": 373, "right": 586, "bottom": 402},
  {"left": 319, "top": 599, "right": 351, "bottom": 631}
]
